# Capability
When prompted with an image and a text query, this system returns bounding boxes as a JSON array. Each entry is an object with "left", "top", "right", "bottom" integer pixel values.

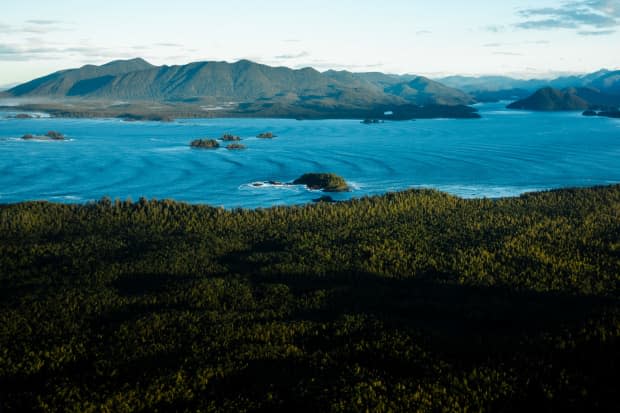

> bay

[{"left": 0, "top": 102, "right": 619, "bottom": 208}]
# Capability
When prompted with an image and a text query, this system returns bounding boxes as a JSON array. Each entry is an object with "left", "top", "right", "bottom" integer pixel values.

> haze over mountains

[
  {"left": 439, "top": 70, "right": 620, "bottom": 110},
  {"left": 2, "top": 58, "right": 619, "bottom": 118}
]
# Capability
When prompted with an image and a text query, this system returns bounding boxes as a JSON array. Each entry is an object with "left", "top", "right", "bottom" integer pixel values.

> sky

[{"left": 1, "top": 0, "right": 619, "bottom": 85}]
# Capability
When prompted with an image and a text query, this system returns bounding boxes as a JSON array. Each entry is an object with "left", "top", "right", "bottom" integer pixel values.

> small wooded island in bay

[
  {"left": 293, "top": 172, "right": 350, "bottom": 192},
  {"left": 190, "top": 138, "right": 220, "bottom": 149},
  {"left": 21, "top": 130, "right": 66, "bottom": 141}
]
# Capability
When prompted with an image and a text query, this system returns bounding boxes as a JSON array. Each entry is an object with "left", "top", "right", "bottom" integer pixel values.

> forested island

[
  {"left": 190, "top": 138, "right": 220, "bottom": 149},
  {"left": 1, "top": 185, "right": 619, "bottom": 411},
  {"left": 293, "top": 172, "right": 350, "bottom": 192},
  {"left": 20, "top": 130, "right": 66, "bottom": 141}
]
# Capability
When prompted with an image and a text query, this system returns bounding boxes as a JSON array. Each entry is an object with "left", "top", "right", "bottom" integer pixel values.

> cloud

[
  {"left": 492, "top": 51, "right": 523, "bottom": 56},
  {"left": 578, "top": 28, "right": 617, "bottom": 34},
  {"left": 484, "top": 25, "right": 505, "bottom": 33},
  {"left": 20, "top": 19, "right": 71, "bottom": 34},
  {"left": 156, "top": 43, "right": 183, "bottom": 48},
  {"left": 516, "top": 0, "right": 619, "bottom": 34},
  {"left": 26, "top": 19, "right": 62, "bottom": 25},
  {"left": 416, "top": 30, "right": 431, "bottom": 35},
  {"left": 0, "top": 42, "right": 138, "bottom": 62},
  {"left": 274, "top": 51, "right": 310, "bottom": 60}
]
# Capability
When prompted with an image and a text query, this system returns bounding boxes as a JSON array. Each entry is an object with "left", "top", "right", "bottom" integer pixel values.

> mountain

[
  {"left": 588, "top": 71, "right": 620, "bottom": 95},
  {"left": 506, "top": 86, "right": 620, "bottom": 111},
  {"left": 5, "top": 59, "right": 477, "bottom": 119},
  {"left": 437, "top": 69, "right": 620, "bottom": 103},
  {"left": 8, "top": 58, "right": 154, "bottom": 97},
  {"left": 384, "top": 77, "right": 474, "bottom": 105},
  {"left": 506, "top": 87, "right": 589, "bottom": 110}
]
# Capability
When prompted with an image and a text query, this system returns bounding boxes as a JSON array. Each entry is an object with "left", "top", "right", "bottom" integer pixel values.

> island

[
  {"left": 221, "top": 134, "right": 241, "bottom": 141},
  {"left": 361, "top": 118, "right": 383, "bottom": 124},
  {"left": 293, "top": 172, "right": 349, "bottom": 192},
  {"left": 117, "top": 113, "right": 173, "bottom": 122},
  {"left": 13, "top": 113, "right": 34, "bottom": 119},
  {"left": 506, "top": 87, "right": 589, "bottom": 111},
  {"left": 189, "top": 138, "right": 220, "bottom": 149},
  {"left": 21, "top": 131, "right": 66, "bottom": 141},
  {"left": 581, "top": 109, "right": 620, "bottom": 118},
  {"left": 226, "top": 143, "right": 246, "bottom": 150},
  {"left": 598, "top": 110, "right": 620, "bottom": 118},
  {"left": 257, "top": 132, "right": 277, "bottom": 139}
]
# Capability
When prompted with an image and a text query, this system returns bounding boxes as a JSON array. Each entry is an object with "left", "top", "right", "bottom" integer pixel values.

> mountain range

[
  {"left": 2, "top": 58, "right": 619, "bottom": 118},
  {"left": 2, "top": 58, "right": 478, "bottom": 119},
  {"left": 438, "top": 70, "right": 620, "bottom": 110}
]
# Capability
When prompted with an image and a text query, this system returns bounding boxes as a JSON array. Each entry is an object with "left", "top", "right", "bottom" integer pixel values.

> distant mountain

[
  {"left": 588, "top": 71, "right": 620, "bottom": 95},
  {"left": 8, "top": 58, "right": 155, "bottom": 97},
  {"left": 6, "top": 58, "right": 473, "bottom": 109},
  {"left": 506, "top": 86, "right": 620, "bottom": 111},
  {"left": 384, "top": 77, "right": 474, "bottom": 105},
  {"left": 506, "top": 87, "right": 589, "bottom": 110},
  {"left": 0, "top": 83, "right": 17, "bottom": 92},
  {"left": 437, "top": 69, "right": 620, "bottom": 103}
]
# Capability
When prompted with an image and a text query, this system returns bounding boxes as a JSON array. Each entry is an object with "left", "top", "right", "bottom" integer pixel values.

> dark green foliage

[
  {"left": 189, "top": 138, "right": 220, "bottom": 149},
  {"left": 257, "top": 132, "right": 276, "bottom": 138},
  {"left": 1, "top": 186, "right": 620, "bottom": 411},
  {"left": 293, "top": 173, "right": 349, "bottom": 192},
  {"left": 220, "top": 134, "right": 241, "bottom": 141},
  {"left": 45, "top": 131, "right": 64, "bottom": 140}
]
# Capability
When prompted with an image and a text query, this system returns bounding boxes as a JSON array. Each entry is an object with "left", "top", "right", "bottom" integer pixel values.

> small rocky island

[
  {"left": 361, "top": 118, "right": 384, "bottom": 124},
  {"left": 21, "top": 131, "right": 66, "bottom": 141},
  {"left": 293, "top": 173, "right": 349, "bottom": 192},
  {"left": 221, "top": 134, "right": 241, "bottom": 141},
  {"left": 190, "top": 138, "right": 220, "bottom": 149},
  {"left": 257, "top": 132, "right": 276, "bottom": 139},
  {"left": 226, "top": 143, "right": 246, "bottom": 150},
  {"left": 582, "top": 109, "right": 620, "bottom": 118}
]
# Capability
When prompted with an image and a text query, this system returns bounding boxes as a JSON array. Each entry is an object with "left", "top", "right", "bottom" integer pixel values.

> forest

[{"left": 1, "top": 185, "right": 619, "bottom": 412}]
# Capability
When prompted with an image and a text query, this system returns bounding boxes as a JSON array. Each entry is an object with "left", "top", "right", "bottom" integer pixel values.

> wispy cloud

[
  {"left": 484, "top": 25, "right": 506, "bottom": 33},
  {"left": 516, "top": 0, "right": 619, "bottom": 34},
  {"left": 0, "top": 42, "right": 139, "bottom": 62},
  {"left": 157, "top": 43, "right": 183, "bottom": 48},
  {"left": 416, "top": 30, "right": 431, "bottom": 35},
  {"left": 274, "top": 51, "right": 310, "bottom": 60},
  {"left": 578, "top": 28, "right": 617, "bottom": 34},
  {"left": 26, "top": 19, "right": 62, "bottom": 25},
  {"left": 492, "top": 51, "right": 523, "bottom": 56}
]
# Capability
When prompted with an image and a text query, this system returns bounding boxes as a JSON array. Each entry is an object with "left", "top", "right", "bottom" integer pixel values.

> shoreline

[{"left": 2, "top": 183, "right": 618, "bottom": 209}]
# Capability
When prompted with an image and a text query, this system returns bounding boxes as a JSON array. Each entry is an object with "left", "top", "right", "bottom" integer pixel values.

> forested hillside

[{"left": 1, "top": 186, "right": 619, "bottom": 411}]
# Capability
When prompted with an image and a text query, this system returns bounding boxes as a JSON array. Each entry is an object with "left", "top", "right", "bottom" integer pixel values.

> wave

[{"left": 240, "top": 182, "right": 303, "bottom": 192}]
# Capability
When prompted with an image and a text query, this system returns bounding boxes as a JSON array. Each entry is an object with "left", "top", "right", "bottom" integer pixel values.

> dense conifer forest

[{"left": 1, "top": 186, "right": 619, "bottom": 412}]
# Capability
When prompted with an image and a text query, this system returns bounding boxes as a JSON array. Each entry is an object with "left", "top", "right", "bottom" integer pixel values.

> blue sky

[{"left": 1, "top": 0, "right": 619, "bottom": 85}]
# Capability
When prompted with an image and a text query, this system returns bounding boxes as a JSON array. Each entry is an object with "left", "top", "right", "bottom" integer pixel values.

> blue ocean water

[{"left": 0, "top": 103, "right": 619, "bottom": 208}]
